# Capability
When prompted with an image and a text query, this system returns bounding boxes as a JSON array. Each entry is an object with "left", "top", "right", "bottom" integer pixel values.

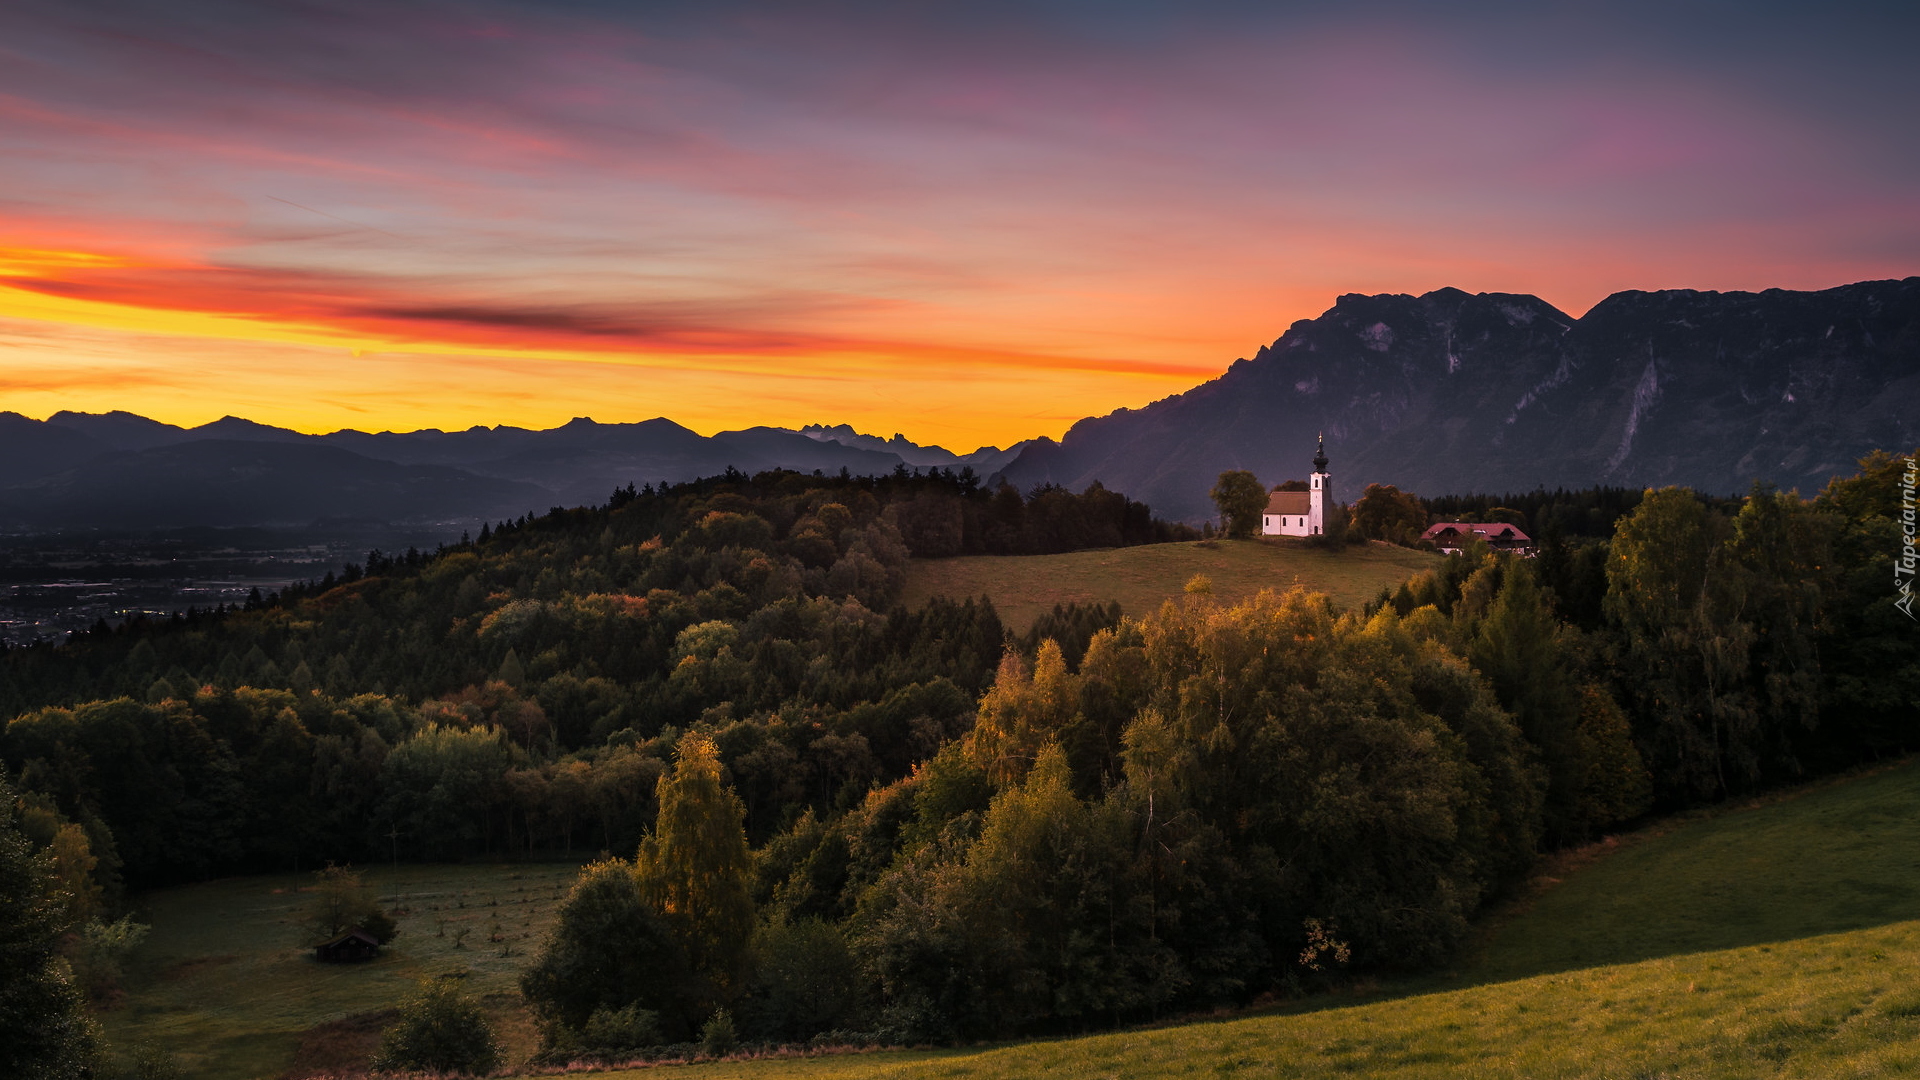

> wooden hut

[{"left": 314, "top": 928, "right": 382, "bottom": 963}]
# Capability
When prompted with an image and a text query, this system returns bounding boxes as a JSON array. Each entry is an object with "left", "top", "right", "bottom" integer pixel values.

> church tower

[{"left": 1308, "top": 433, "right": 1330, "bottom": 535}]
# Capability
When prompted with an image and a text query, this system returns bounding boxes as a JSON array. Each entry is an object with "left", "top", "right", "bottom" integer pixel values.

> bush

[
  {"left": 360, "top": 908, "right": 399, "bottom": 945},
  {"left": 579, "top": 1003, "right": 663, "bottom": 1052},
  {"left": 520, "top": 859, "right": 689, "bottom": 1041},
  {"left": 373, "top": 978, "right": 500, "bottom": 1076},
  {"left": 700, "top": 1009, "right": 738, "bottom": 1056},
  {"left": 304, "top": 863, "right": 389, "bottom": 944},
  {"left": 70, "top": 916, "right": 149, "bottom": 1001},
  {"left": 741, "top": 917, "right": 863, "bottom": 1041}
]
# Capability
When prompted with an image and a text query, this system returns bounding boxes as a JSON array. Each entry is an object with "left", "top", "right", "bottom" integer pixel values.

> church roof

[{"left": 1266, "top": 491, "right": 1311, "bottom": 515}]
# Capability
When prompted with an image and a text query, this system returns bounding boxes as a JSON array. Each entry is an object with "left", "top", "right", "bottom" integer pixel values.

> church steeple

[{"left": 1313, "top": 432, "right": 1328, "bottom": 475}]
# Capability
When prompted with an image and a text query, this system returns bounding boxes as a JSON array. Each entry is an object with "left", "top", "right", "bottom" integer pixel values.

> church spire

[{"left": 1313, "top": 432, "right": 1328, "bottom": 474}]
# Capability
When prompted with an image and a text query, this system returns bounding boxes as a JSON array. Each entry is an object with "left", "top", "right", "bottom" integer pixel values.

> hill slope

[
  {"left": 543, "top": 759, "right": 1920, "bottom": 1080},
  {"left": 1001, "top": 278, "right": 1920, "bottom": 521},
  {"left": 898, "top": 538, "right": 1438, "bottom": 632}
]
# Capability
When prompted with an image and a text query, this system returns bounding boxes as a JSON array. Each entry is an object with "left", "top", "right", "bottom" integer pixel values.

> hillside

[
  {"left": 11, "top": 455, "right": 1910, "bottom": 1079},
  {"left": 898, "top": 539, "right": 1439, "bottom": 632},
  {"left": 503, "top": 759, "right": 1920, "bottom": 1080},
  {"left": 1002, "top": 278, "right": 1920, "bottom": 521}
]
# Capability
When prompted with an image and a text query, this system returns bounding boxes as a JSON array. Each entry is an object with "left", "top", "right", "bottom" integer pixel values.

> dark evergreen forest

[{"left": 3, "top": 452, "right": 1914, "bottom": 1053}]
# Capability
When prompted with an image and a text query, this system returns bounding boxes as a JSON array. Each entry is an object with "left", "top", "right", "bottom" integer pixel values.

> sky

[{"left": 2, "top": 0, "right": 1915, "bottom": 450}]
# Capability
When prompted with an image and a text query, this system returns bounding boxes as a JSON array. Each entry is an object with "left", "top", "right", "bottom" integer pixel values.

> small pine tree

[{"left": 498, "top": 648, "right": 526, "bottom": 689}]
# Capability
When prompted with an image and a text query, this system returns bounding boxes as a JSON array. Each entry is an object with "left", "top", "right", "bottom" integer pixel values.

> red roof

[
  {"left": 1265, "top": 491, "right": 1311, "bottom": 515},
  {"left": 1421, "top": 521, "right": 1532, "bottom": 543}
]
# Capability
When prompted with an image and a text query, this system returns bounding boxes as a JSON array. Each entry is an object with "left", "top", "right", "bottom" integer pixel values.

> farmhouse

[
  {"left": 1262, "top": 435, "right": 1332, "bottom": 537},
  {"left": 1422, "top": 521, "right": 1535, "bottom": 556}
]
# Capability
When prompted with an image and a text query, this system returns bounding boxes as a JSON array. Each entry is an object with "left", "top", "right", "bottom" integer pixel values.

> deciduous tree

[
  {"left": 1208, "top": 471, "right": 1266, "bottom": 538},
  {"left": 638, "top": 733, "right": 756, "bottom": 1015}
]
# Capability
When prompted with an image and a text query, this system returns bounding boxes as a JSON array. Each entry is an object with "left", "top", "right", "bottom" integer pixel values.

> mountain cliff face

[{"left": 1000, "top": 279, "right": 1920, "bottom": 522}]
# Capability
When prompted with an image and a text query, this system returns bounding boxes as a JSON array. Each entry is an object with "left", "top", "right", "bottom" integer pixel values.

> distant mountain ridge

[
  {"left": 0, "top": 414, "right": 1028, "bottom": 531},
  {"left": 1000, "top": 278, "right": 1920, "bottom": 522},
  {"left": 795, "top": 424, "right": 1023, "bottom": 473},
  {"left": 5, "top": 276, "right": 1913, "bottom": 533}
]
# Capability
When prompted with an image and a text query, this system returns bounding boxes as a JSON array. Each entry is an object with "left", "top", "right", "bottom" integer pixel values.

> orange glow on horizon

[
  {"left": 2, "top": 4, "right": 1913, "bottom": 450},
  {"left": 0, "top": 239, "right": 1225, "bottom": 448}
]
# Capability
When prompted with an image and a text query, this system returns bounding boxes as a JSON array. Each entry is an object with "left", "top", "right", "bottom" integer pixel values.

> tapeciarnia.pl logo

[{"left": 1898, "top": 456, "right": 1917, "bottom": 620}]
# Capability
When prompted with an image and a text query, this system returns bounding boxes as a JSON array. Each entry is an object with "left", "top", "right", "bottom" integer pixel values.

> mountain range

[
  {"left": 2, "top": 277, "right": 1913, "bottom": 533},
  {"left": 998, "top": 277, "right": 1920, "bottom": 521},
  {"left": 0, "top": 414, "right": 1021, "bottom": 531}
]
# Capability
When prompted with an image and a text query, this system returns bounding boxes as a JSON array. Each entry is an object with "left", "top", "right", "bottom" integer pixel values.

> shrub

[
  {"left": 700, "top": 1009, "right": 738, "bottom": 1056},
  {"left": 360, "top": 908, "right": 399, "bottom": 945},
  {"left": 373, "top": 978, "right": 500, "bottom": 1076},
  {"left": 579, "top": 1003, "right": 663, "bottom": 1052},
  {"left": 69, "top": 916, "right": 149, "bottom": 1001},
  {"left": 520, "top": 859, "right": 688, "bottom": 1041},
  {"left": 741, "top": 917, "right": 864, "bottom": 1041}
]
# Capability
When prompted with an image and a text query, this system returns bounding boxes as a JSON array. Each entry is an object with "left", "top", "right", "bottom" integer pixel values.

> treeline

[
  {"left": 517, "top": 451, "right": 1917, "bottom": 1049},
  {"left": 1377, "top": 453, "right": 1919, "bottom": 797},
  {"left": 3, "top": 452, "right": 1916, "bottom": 1054},
  {"left": 0, "top": 467, "right": 1186, "bottom": 722},
  {"left": 0, "top": 467, "right": 1200, "bottom": 889},
  {"left": 1424, "top": 485, "right": 1653, "bottom": 537},
  {"left": 1352, "top": 483, "right": 1696, "bottom": 547}
]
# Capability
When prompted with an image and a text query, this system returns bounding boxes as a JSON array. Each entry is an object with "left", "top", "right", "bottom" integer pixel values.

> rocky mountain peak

[{"left": 1002, "top": 278, "right": 1920, "bottom": 522}]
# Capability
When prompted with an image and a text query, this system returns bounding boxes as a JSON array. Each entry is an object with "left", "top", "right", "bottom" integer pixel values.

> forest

[{"left": 3, "top": 451, "right": 1916, "bottom": 1066}]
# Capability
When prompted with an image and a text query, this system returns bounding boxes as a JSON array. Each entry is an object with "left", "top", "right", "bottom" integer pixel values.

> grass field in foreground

[
  {"left": 529, "top": 760, "right": 1920, "bottom": 1080},
  {"left": 100, "top": 862, "right": 583, "bottom": 1079},
  {"left": 897, "top": 539, "right": 1439, "bottom": 632}
]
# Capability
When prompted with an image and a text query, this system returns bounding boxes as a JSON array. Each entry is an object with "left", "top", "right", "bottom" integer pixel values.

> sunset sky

[{"left": 2, "top": 0, "right": 1915, "bottom": 450}]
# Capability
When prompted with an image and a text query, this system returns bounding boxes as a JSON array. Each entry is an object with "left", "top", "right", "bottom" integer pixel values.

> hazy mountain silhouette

[{"left": 0, "top": 414, "right": 1026, "bottom": 531}]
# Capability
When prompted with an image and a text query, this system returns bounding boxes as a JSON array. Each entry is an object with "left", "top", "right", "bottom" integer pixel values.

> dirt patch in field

[{"left": 281, "top": 1008, "right": 397, "bottom": 1078}]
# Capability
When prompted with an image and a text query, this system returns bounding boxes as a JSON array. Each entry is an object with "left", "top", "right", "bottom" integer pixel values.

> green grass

[
  {"left": 103, "top": 756, "right": 1920, "bottom": 1079},
  {"left": 897, "top": 539, "right": 1439, "bottom": 632},
  {"left": 1461, "top": 762, "right": 1920, "bottom": 983},
  {"left": 100, "top": 861, "right": 583, "bottom": 1079},
  {"left": 521, "top": 760, "right": 1920, "bottom": 1080}
]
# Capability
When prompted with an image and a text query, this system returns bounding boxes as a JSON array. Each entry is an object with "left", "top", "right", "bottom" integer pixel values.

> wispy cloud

[{"left": 1, "top": 0, "right": 1915, "bottom": 443}]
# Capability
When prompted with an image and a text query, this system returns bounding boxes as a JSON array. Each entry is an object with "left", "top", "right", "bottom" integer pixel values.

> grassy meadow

[
  {"left": 519, "top": 760, "right": 1920, "bottom": 1080},
  {"left": 897, "top": 538, "right": 1439, "bottom": 632},
  {"left": 100, "top": 861, "right": 584, "bottom": 1079},
  {"left": 96, "top": 711, "right": 1920, "bottom": 1079}
]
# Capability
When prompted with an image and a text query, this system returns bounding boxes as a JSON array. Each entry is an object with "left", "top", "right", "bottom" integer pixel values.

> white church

[{"left": 1261, "top": 435, "right": 1332, "bottom": 537}]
